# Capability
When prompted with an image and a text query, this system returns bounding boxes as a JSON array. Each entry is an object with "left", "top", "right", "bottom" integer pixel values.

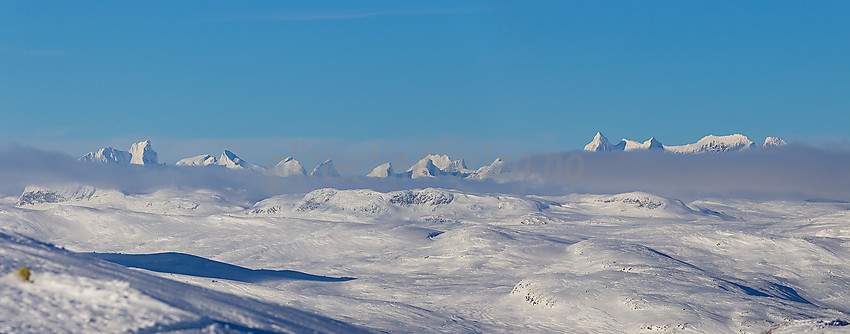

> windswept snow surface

[
  {"left": 0, "top": 232, "right": 370, "bottom": 333},
  {"left": 3, "top": 183, "right": 850, "bottom": 333}
]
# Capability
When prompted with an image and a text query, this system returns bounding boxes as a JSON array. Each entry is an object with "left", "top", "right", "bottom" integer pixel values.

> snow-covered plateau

[{"left": 2, "top": 180, "right": 850, "bottom": 333}]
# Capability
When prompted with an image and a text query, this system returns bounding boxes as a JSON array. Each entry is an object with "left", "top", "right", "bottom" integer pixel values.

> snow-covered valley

[{"left": 2, "top": 182, "right": 849, "bottom": 333}]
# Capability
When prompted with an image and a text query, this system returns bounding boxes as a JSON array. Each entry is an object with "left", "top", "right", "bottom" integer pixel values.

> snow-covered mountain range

[
  {"left": 366, "top": 154, "right": 505, "bottom": 180},
  {"left": 77, "top": 133, "right": 790, "bottom": 182},
  {"left": 584, "top": 132, "right": 787, "bottom": 153},
  {"left": 176, "top": 150, "right": 340, "bottom": 178}
]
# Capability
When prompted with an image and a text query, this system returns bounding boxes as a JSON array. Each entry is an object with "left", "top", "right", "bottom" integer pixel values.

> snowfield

[{"left": 2, "top": 183, "right": 850, "bottom": 333}]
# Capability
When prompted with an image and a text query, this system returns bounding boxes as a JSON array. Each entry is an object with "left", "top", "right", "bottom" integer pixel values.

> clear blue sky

[{"left": 1, "top": 1, "right": 849, "bottom": 165}]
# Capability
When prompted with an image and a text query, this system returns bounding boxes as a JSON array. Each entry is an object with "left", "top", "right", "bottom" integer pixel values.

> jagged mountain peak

[
  {"left": 584, "top": 132, "right": 614, "bottom": 152},
  {"left": 585, "top": 133, "right": 761, "bottom": 154},
  {"left": 129, "top": 140, "right": 158, "bottom": 165},
  {"left": 614, "top": 137, "right": 664, "bottom": 151},
  {"left": 666, "top": 134, "right": 755, "bottom": 154},
  {"left": 80, "top": 140, "right": 158, "bottom": 165},
  {"left": 311, "top": 159, "right": 340, "bottom": 177},
  {"left": 367, "top": 162, "right": 394, "bottom": 178},
  {"left": 269, "top": 156, "right": 306, "bottom": 177},
  {"left": 763, "top": 137, "right": 788, "bottom": 148}
]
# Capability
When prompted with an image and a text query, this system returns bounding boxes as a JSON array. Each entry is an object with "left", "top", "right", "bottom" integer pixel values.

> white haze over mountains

[{"left": 0, "top": 132, "right": 846, "bottom": 202}]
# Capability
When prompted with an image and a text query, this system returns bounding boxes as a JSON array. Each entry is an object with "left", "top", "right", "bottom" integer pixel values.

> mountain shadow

[{"left": 88, "top": 252, "right": 355, "bottom": 283}]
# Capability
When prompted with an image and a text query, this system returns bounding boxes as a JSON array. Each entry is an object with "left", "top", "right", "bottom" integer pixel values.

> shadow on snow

[{"left": 88, "top": 252, "right": 355, "bottom": 283}]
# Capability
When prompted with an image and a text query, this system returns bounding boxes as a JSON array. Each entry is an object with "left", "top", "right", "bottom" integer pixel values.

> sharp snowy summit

[
  {"left": 764, "top": 136, "right": 789, "bottom": 148},
  {"left": 583, "top": 132, "right": 615, "bottom": 152},
  {"left": 268, "top": 157, "right": 307, "bottom": 177},
  {"left": 176, "top": 150, "right": 264, "bottom": 172},
  {"left": 614, "top": 137, "right": 664, "bottom": 151},
  {"left": 310, "top": 159, "right": 340, "bottom": 177},
  {"left": 403, "top": 154, "right": 473, "bottom": 178},
  {"left": 367, "top": 162, "right": 394, "bottom": 178},
  {"left": 366, "top": 155, "right": 505, "bottom": 180}
]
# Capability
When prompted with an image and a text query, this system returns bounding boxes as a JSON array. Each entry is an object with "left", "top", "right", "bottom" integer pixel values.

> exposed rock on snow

[
  {"left": 17, "top": 184, "right": 97, "bottom": 206},
  {"left": 583, "top": 132, "right": 615, "bottom": 152},
  {"left": 268, "top": 157, "right": 306, "bottom": 177},
  {"left": 584, "top": 133, "right": 758, "bottom": 154},
  {"left": 129, "top": 140, "right": 158, "bottom": 165},
  {"left": 389, "top": 189, "right": 454, "bottom": 206},
  {"left": 664, "top": 134, "right": 756, "bottom": 153},
  {"left": 249, "top": 188, "right": 550, "bottom": 224},
  {"left": 550, "top": 191, "right": 705, "bottom": 218},
  {"left": 311, "top": 159, "right": 340, "bottom": 177},
  {"left": 764, "top": 136, "right": 788, "bottom": 148}
]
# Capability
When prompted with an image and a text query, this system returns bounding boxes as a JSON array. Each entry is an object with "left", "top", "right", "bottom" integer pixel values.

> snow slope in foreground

[{"left": 0, "top": 232, "right": 369, "bottom": 333}]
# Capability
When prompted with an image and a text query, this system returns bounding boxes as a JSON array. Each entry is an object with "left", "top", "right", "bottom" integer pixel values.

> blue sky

[{"left": 1, "top": 1, "right": 849, "bottom": 166}]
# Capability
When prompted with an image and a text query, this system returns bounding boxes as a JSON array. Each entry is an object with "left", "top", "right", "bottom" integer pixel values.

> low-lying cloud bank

[
  {"left": 508, "top": 145, "right": 850, "bottom": 201},
  {"left": 0, "top": 145, "right": 518, "bottom": 200},
  {"left": 1, "top": 144, "right": 847, "bottom": 201}
]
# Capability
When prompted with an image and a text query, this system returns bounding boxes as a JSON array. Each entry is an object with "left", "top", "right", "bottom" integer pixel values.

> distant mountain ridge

[
  {"left": 367, "top": 154, "right": 505, "bottom": 180},
  {"left": 584, "top": 132, "right": 786, "bottom": 154},
  {"left": 77, "top": 133, "right": 789, "bottom": 181}
]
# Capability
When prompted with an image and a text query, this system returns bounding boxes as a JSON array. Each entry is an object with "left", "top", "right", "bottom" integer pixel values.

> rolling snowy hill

[
  {"left": 3, "top": 182, "right": 850, "bottom": 333},
  {"left": 0, "top": 232, "right": 369, "bottom": 333}
]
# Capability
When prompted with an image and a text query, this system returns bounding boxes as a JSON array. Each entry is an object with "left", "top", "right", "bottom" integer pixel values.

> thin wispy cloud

[{"left": 234, "top": 6, "right": 500, "bottom": 22}]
